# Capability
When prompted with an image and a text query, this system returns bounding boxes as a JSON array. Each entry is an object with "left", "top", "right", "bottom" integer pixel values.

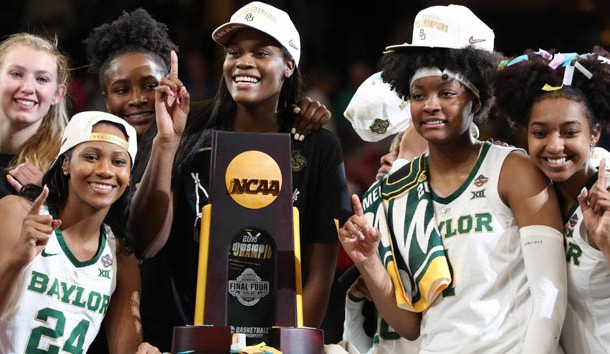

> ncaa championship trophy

[{"left": 171, "top": 131, "right": 324, "bottom": 354}]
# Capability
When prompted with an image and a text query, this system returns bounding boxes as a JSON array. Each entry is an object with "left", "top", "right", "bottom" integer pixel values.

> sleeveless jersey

[
  {"left": 561, "top": 173, "right": 610, "bottom": 354},
  {"left": 0, "top": 205, "right": 118, "bottom": 354},
  {"left": 412, "top": 142, "right": 559, "bottom": 353}
]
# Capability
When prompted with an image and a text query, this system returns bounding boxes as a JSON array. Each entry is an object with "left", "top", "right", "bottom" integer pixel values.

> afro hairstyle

[
  {"left": 379, "top": 46, "right": 502, "bottom": 123},
  {"left": 84, "top": 8, "right": 178, "bottom": 84}
]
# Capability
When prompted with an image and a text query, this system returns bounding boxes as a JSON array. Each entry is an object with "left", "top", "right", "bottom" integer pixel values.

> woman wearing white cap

[
  {"left": 339, "top": 4, "right": 567, "bottom": 354},
  {"left": 0, "top": 111, "right": 159, "bottom": 353},
  {"left": 129, "top": 0, "right": 351, "bottom": 334}
]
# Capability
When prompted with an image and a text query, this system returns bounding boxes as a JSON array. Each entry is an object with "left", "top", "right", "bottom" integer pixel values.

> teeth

[
  {"left": 16, "top": 99, "right": 35, "bottom": 106},
  {"left": 90, "top": 183, "right": 113, "bottom": 190},
  {"left": 235, "top": 76, "right": 258, "bottom": 83},
  {"left": 126, "top": 112, "right": 151, "bottom": 119},
  {"left": 425, "top": 120, "right": 443, "bottom": 125},
  {"left": 547, "top": 158, "right": 566, "bottom": 164}
]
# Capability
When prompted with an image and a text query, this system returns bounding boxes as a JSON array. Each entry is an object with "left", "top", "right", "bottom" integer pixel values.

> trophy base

[
  {"left": 171, "top": 325, "right": 324, "bottom": 354},
  {"left": 268, "top": 326, "right": 325, "bottom": 354},
  {"left": 171, "top": 325, "right": 232, "bottom": 354}
]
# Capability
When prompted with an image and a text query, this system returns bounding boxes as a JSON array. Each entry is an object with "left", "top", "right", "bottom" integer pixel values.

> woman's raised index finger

[
  {"left": 599, "top": 158, "right": 606, "bottom": 185},
  {"left": 351, "top": 194, "right": 364, "bottom": 217},
  {"left": 30, "top": 185, "right": 49, "bottom": 215},
  {"left": 169, "top": 50, "right": 179, "bottom": 78}
]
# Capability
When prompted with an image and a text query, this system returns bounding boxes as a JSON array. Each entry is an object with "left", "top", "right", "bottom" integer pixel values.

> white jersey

[
  {"left": 416, "top": 142, "right": 560, "bottom": 353},
  {"left": 561, "top": 174, "right": 610, "bottom": 354},
  {"left": 0, "top": 205, "right": 118, "bottom": 354},
  {"left": 343, "top": 296, "right": 419, "bottom": 354}
]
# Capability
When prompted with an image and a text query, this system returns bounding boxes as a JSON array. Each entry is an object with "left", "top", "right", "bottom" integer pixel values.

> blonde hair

[{"left": 0, "top": 33, "right": 70, "bottom": 172}]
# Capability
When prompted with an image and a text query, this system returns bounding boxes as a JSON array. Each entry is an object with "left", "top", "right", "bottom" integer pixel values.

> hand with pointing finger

[
  {"left": 338, "top": 194, "right": 380, "bottom": 265},
  {"left": 155, "top": 50, "right": 190, "bottom": 147},
  {"left": 578, "top": 159, "right": 610, "bottom": 263},
  {"left": 16, "top": 185, "right": 61, "bottom": 267}
]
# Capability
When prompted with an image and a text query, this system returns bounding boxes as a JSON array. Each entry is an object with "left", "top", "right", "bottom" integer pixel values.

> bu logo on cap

[{"left": 419, "top": 29, "right": 426, "bottom": 41}]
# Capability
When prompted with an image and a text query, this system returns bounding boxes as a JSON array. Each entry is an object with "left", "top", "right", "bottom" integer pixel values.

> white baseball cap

[
  {"left": 344, "top": 72, "right": 411, "bottom": 142},
  {"left": 590, "top": 146, "right": 610, "bottom": 170},
  {"left": 58, "top": 111, "right": 138, "bottom": 165},
  {"left": 212, "top": 1, "right": 301, "bottom": 65},
  {"left": 386, "top": 4, "right": 494, "bottom": 52}
]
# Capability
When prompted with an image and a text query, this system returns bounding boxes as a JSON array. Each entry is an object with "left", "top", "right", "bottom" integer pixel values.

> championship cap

[
  {"left": 344, "top": 72, "right": 411, "bottom": 142},
  {"left": 58, "top": 111, "right": 138, "bottom": 165},
  {"left": 212, "top": 1, "right": 301, "bottom": 65},
  {"left": 590, "top": 146, "right": 610, "bottom": 170},
  {"left": 386, "top": 4, "right": 494, "bottom": 52}
]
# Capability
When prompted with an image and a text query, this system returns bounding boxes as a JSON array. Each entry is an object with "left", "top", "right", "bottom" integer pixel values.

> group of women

[
  {"left": 340, "top": 4, "right": 610, "bottom": 354},
  {"left": 0, "top": 1, "right": 608, "bottom": 354},
  {"left": 0, "top": 2, "right": 346, "bottom": 353}
]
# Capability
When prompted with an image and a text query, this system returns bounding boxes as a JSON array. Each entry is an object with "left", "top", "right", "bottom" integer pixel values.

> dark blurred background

[{"left": 2, "top": 0, "right": 609, "bottom": 192}]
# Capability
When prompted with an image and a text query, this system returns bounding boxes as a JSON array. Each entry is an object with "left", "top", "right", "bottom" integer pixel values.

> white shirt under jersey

[
  {"left": 343, "top": 295, "right": 420, "bottom": 354},
  {"left": 413, "top": 142, "right": 561, "bottom": 353},
  {"left": 0, "top": 205, "right": 118, "bottom": 354},
  {"left": 561, "top": 173, "right": 610, "bottom": 354}
]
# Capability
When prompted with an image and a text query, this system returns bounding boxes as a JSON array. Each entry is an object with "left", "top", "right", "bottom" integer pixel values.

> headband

[
  {"left": 89, "top": 133, "right": 129, "bottom": 150},
  {"left": 410, "top": 67, "right": 480, "bottom": 99}
]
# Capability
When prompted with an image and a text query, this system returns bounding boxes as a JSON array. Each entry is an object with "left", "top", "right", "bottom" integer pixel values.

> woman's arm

[
  {"left": 104, "top": 250, "right": 142, "bottom": 353},
  {"left": 500, "top": 152, "right": 566, "bottom": 354},
  {"left": 104, "top": 249, "right": 160, "bottom": 354},
  {"left": 500, "top": 152, "right": 563, "bottom": 230},
  {"left": 301, "top": 241, "right": 338, "bottom": 328},
  {"left": 339, "top": 194, "right": 422, "bottom": 340},
  {"left": 129, "top": 136, "right": 179, "bottom": 258},
  {"left": 0, "top": 189, "right": 59, "bottom": 313},
  {"left": 128, "top": 51, "right": 189, "bottom": 258}
]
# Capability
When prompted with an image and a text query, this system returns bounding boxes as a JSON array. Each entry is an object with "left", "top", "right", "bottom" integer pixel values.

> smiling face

[
  {"left": 63, "top": 123, "right": 131, "bottom": 212},
  {"left": 409, "top": 75, "right": 477, "bottom": 144},
  {"left": 527, "top": 97, "right": 600, "bottom": 185},
  {"left": 0, "top": 45, "right": 63, "bottom": 129},
  {"left": 102, "top": 52, "right": 166, "bottom": 138},
  {"left": 222, "top": 28, "right": 294, "bottom": 109}
]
